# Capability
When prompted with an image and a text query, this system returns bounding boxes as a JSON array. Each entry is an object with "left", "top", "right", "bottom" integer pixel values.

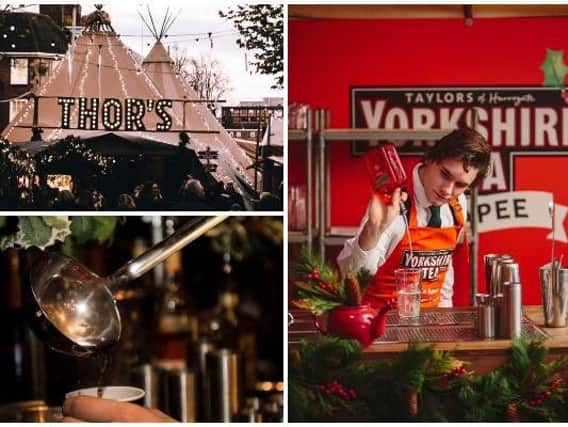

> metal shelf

[
  {"left": 287, "top": 112, "right": 314, "bottom": 251},
  {"left": 316, "top": 127, "right": 454, "bottom": 257},
  {"left": 321, "top": 128, "right": 453, "bottom": 141},
  {"left": 290, "top": 118, "right": 480, "bottom": 304},
  {"left": 289, "top": 122, "right": 457, "bottom": 256},
  {"left": 289, "top": 231, "right": 310, "bottom": 244},
  {"left": 288, "top": 129, "right": 310, "bottom": 141}
]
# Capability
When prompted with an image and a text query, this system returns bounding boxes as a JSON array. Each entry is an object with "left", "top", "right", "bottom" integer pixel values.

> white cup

[{"left": 66, "top": 386, "right": 145, "bottom": 403}]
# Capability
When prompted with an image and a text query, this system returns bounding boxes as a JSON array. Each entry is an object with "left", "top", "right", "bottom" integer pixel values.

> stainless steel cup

[
  {"left": 492, "top": 293, "right": 504, "bottom": 338},
  {"left": 503, "top": 281, "right": 522, "bottom": 338},
  {"left": 490, "top": 255, "right": 513, "bottom": 296},
  {"left": 475, "top": 293, "right": 491, "bottom": 306},
  {"left": 477, "top": 304, "right": 495, "bottom": 339},
  {"left": 540, "top": 266, "right": 568, "bottom": 327},
  {"left": 129, "top": 364, "right": 158, "bottom": 408},
  {"left": 483, "top": 254, "right": 500, "bottom": 294},
  {"left": 500, "top": 262, "right": 521, "bottom": 287},
  {"left": 205, "top": 349, "right": 242, "bottom": 422},
  {"left": 157, "top": 367, "right": 196, "bottom": 422},
  {"left": 191, "top": 338, "right": 217, "bottom": 422}
]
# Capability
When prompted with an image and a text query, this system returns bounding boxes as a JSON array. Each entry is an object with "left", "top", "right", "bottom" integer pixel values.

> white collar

[{"left": 412, "top": 163, "right": 431, "bottom": 209}]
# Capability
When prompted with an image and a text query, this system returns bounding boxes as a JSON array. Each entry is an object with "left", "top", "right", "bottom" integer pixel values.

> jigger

[{"left": 27, "top": 216, "right": 228, "bottom": 357}]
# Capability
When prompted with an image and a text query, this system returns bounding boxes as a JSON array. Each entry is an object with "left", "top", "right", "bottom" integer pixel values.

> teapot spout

[{"left": 372, "top": 301, "right": 393, "bottom": 339}]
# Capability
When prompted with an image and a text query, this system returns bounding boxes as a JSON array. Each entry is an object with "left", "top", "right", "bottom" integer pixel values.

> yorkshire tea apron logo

[{"left": 400, "top": 249, "right": 453, "bottom": 281}]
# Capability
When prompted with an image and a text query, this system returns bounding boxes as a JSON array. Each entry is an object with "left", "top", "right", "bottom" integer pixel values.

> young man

[{"left": 337, "top": 127, "right": 491, "bottom": 308}]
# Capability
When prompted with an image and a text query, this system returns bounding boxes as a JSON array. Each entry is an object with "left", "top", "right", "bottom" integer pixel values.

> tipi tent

[
  {"left": 1, "top": 6, "right": 254, "bottom": 194},
  {"left": 140, "top": 11, "right": 257, "bottom": 193}
]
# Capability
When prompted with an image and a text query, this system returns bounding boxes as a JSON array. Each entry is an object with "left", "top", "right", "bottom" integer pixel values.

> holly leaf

[
  {"left": 541, "top": 49, "right": 568, "bottom": 87},
  {"left": 16, "top": 217, "right": 57, "bottom": 249},
  {"left": 292, "top": 297, "right": 342, "bottom": 316},
  {"left": 357, "top": 268, "right": 374, "bottom": 294},
  {"left": 43, "top": 216, "right": 70, "bottom": 230},
  {"left": 70, "top": 216, "right": 118, "bottom": 244},
  {"left": 43, "top": 216, "right": 72, "bottom": 243},
  {"left": 0, "top": 234, "right": 17, "bottom": 251}
]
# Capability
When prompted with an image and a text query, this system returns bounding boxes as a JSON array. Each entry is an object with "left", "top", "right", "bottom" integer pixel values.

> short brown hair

[{"left": 425, "top": 127, "right": 491, "bottom": 188}]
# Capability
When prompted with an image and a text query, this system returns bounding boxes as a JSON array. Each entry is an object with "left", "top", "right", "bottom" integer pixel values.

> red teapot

[{"left": 314, "top": 303, "right": 392, "bottom": 348}]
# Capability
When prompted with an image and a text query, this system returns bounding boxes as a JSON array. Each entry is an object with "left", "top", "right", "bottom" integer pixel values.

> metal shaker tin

[
  {"left": 503, "top": 281, "right": 522, "bottom": 339},
  {"left": 477, "top": 304, "right": 495, "bottom": 339}
]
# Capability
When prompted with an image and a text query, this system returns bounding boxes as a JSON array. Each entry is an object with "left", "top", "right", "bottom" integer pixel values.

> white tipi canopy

[
  {"left": 1, "top": 6, "right": 254, "bottom": 191},
  {"left": 141, "top": 33, "right": 257, "bottom": 192}
]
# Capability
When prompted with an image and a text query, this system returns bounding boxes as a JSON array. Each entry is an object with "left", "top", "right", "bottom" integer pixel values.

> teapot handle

[{"left": 313, "top": 315, "right": 327, "bottom": 334}]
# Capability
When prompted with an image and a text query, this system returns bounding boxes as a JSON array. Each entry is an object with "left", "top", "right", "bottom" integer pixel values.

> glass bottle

[
  {"left": 201, "top": 251, "right": 258, "bottom": 390},
  {"left": 153, "top": 250, "right": 196, "bottom": 368},
  {"left": 0, "top": 249, "right": 44, "bottom": 403}
]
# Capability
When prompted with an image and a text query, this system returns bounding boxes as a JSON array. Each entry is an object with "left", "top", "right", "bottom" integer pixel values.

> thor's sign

[{"left": 57, "top": 97, "right": 173, "bottom": 131}]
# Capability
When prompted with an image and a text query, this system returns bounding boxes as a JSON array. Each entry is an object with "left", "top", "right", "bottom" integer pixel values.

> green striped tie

[{"left": 428, "top": 205, "right": 442, "bottom": 228}]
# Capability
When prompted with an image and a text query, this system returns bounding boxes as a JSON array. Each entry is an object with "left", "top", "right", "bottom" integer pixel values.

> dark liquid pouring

[{"left": 95, "top": 351, "right": 111, "bottom": 399}]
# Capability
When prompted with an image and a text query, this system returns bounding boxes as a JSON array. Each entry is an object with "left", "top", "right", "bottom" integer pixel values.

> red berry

[
  {"left": 544, "top": 390, "right": 552, "bottom": 398},
  {"left": 529, "top": 400, "right": 536, "bottom": 406}
]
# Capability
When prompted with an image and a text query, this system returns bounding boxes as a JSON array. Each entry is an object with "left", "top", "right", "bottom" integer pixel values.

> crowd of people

[{"left": 2, "top": 174, "right": 283, "bottom": 211}]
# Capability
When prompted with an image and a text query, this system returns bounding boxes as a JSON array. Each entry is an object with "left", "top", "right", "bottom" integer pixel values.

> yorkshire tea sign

[{"left": 351, "top": 87, "right": 568, "bottom": 193}]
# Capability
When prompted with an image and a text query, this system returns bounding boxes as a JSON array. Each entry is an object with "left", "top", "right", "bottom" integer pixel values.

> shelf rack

[{"left": 288, "top": 121, "right": 481, "bottom": 303}]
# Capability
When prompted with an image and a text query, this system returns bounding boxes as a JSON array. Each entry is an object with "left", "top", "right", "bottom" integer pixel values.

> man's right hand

[
  {"left": 368, "top": 188, "right": 402, "bottom": 228},
  {"left": 358, "top": 188, "right": 402, "bottom": 251}
]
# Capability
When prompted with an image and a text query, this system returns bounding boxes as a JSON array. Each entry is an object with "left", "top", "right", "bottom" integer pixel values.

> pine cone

[
  {"left": 345, "top": 273, "right": 362, "bottom": 305},
  {"left": 506, "top": 402, "right": 520, "bottom": 422},
  {"left": 408, "top": 391, "right": 418, "bottom": 417}
]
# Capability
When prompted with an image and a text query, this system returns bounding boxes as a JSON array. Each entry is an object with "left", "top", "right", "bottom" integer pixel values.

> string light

[
  {"left": 125, "top": 98, "right": 145, "bottom": 131},
  {"left": 2, "top": 19, "right": 256, "bottom": 189},
  {"left": 78, "top": 97, "right": 99, "bottom": 130},
  {"left": 155, "top": 99, "right": 173, "bottom": 131},
  {"left": 57, "top": 97, "right": 75, "bottom": 128},
  {"left": 101, "top": 98, "right": 122, "bottom": 130}
]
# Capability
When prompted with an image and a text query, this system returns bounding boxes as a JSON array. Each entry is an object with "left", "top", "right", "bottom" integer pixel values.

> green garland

[
  {"left": 289, "top": 337, "right": 568, "bottom": 422},
  {"left": 292, "top": 247, "right": 374, "bottom": 315}
]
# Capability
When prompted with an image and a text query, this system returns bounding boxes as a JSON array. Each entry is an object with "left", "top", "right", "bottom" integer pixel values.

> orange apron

[{"left": 363, "top": 181, "right": 469, "bottom": 309}]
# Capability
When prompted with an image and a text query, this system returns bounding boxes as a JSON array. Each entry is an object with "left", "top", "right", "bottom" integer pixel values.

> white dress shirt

[{"left": 336, "top": 163, "right": 468, "bottom": 307}]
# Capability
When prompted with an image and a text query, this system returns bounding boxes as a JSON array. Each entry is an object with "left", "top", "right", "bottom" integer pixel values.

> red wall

[{"left": 289, "top": 16, "right": 568, "bottom": 305}]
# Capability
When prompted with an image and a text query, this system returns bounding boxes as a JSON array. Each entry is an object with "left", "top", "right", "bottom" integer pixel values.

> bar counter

[{"left": 289, "top": 306, "right": 568, "bottom": 374}]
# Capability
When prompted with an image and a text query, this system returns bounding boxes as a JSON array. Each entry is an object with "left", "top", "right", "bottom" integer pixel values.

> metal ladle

[{"left": 27, "top": 216, "right": 228, "bottom": 357}]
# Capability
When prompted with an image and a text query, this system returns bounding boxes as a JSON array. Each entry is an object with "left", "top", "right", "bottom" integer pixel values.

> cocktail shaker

[{"left": 540, "top": 265, "right": 568, "bottom": 327}]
